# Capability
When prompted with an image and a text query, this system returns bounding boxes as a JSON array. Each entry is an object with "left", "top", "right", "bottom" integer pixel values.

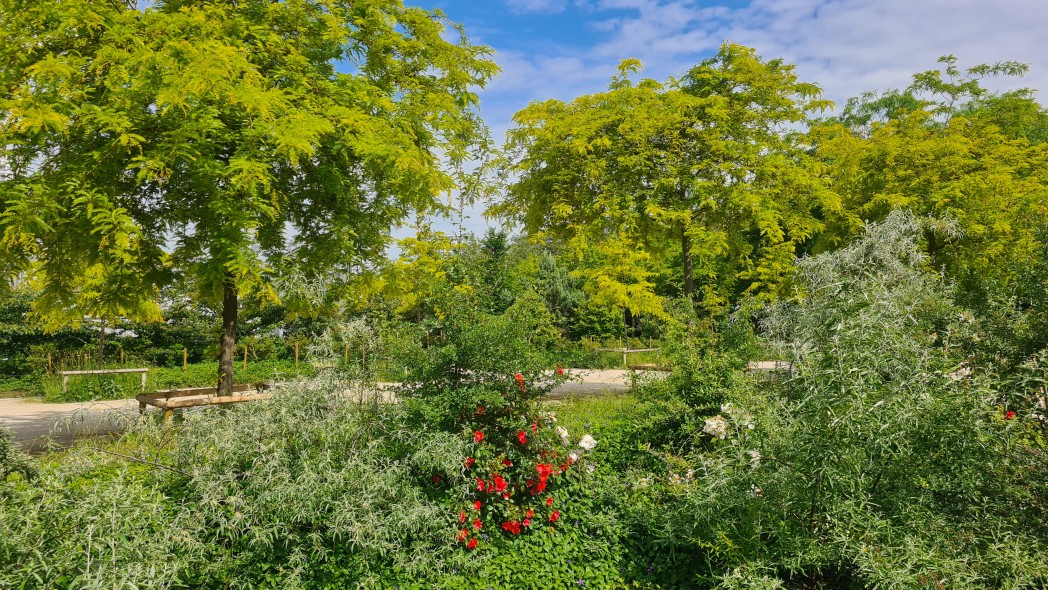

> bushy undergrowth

[{"left": 635, "top": 213, "right": 1048, "bottom": 588}]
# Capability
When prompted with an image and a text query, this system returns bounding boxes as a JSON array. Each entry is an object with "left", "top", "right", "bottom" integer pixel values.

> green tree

[
  {"left": 496, "top": 44, "right": 836, "bottom": 312},
  {"left": 810, "top": 57, "right": 1048, "bottom": 297},
  {"left": 0, "top": 0, "right": 497, "bottom": 393}
]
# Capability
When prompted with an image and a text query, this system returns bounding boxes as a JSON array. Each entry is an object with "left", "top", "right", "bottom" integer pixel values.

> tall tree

[
  {"left": 0, "top": 0, "right": 497, "bottom": 393},
  {"left": 810, "top": 57, "right": 1048, "bottom": 298},
  {"left": 496, "top": 44, "right": 835, "bottom": 312}
]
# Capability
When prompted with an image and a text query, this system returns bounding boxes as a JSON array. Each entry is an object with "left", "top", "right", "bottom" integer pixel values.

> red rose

[
  {"left": 522, "top": 518, "right": 532, "bottom": 527},
  {"left": 465, "top": 457, "right": 475, "bottom": 468},
  {"left": 557, "top": 367, "right": 564, "bottom": 375},
  {"left": 432, "top": 475, "right": 441, "bottom": 484},
  {"left": 473, "top": 518, "right": 482, "bottom": 531},
  {"left": 1005, "top": 410, "right": 1017, "bottom": 420},
  {"left": 494, "top": 474, "right": 507, "bottom": 493},
  {"left": 531, "top": 423, "right": 538, "bottom": 433},
  {"left": 503, "top": 492, "right": 511, "bottom": 499},
  {"left": 467, "top": 538, "right": 478, "bottom": 550},
  {"left": 477, "top": 405, "right": 486, "bottom": 415},
  {"left": 473, "top": 500, "right": 482, "bottom": 511},
  {"left": 457, "top": 529, "right": 468, "bottom": 541},
  {"left": 502, "top": 458, "right": 513, "bottom": 467},
  {"left": 459, "top": 511, "right": 467, "bottom": 523},
  {"left": 546, "top": 497, "right": 554, "bottom": 507},
  {"left": 477, "top": 478, "right": 486, "bottom": 492},
  {"left": 514, "top": 373, "right": 524, "bottom": 383},
  {"left": 549, "top": 510, "right": 560, "bottom": 523},
  {"left": 501, "top": 520, "right": 522, "bottom": 535},
  {"left": 474, "top": 431, "right": 484, "bottom": 443},
  {"left": 526, "top": 509, "right": 534, "bottom": 518},
  {"left": 517, "top": 431, "right": 527, "bottom": 445}
]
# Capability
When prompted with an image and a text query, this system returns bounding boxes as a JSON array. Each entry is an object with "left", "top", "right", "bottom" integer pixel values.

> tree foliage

[
  {"left": 0, "top": 0, "right": 497, "bottom": 390},
  {"left": 497, "top": 44, "right": 836, "bottom": 312}
]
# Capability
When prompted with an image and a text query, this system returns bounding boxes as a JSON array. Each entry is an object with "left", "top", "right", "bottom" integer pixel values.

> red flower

[
  {"left": 522, "top": 518, "right": 532, "bottom": 527},
  {"left": 526, "top": 509, "right": 534, "bottom": 518},
  {"left": 557, "top": 367, "right": 565, "bottom": 375},
  {"left": 1005, "top": 410, "right": 1017, "bottom": 420},
  {"left": 514, "top": 373, "right": 524, "bottom": 383},
  {"left": 432, "top": 475, "right": 442, "bottom": 484},
  {"left": 517, "top": 431, "right": 528, "bottom": 445},
  {"left": 464, "top": 457, "right": 475, "bottom": 468},
  {"left": 531, "top": 423, "right": 538, "bottom": 433},
  {"left": 501, "top": 520, "right": 522, "bottom": 535},
  {"left": 502, "top": 458, "right": 513, "bottom": 467},
  {"left": 473, "top": 518, "right": 482, "bottom": 531},
  {"left": 467, "top": 538, "right": 478, "bottom": 550},
  {"left": 473, "top": 500, "right": 482, "bottom": 511},
  {"left": 459, "top": 511, "right": 467, "bottom": 523},
  {"left": 477, "top": 405, "right": 486, "bottom": 415},
  {"left": 549, "top": 510, "right": 560, "bottom": 523},
  {"left": 494, "top": 474, "right": 508, "bottom": 493},
  {"left": 456, "top": 529, "right": 468, "bottom": 541},
  {"left": 546, "top": 497, "right": 554, "bottom": 507},
  {"left": 503, "top": 492, "right": 511, "bottom": 499},
  {"left": 477, "top": 478, "right": 486, "bottom": 492},
  {"left": 474, "top": 431, "right": 484, "bottom": 443}
]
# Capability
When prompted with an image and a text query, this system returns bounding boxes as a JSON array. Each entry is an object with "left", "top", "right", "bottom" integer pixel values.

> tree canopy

[
  {"left": 496, "top": 44, "right": 837, "bottom": 312},
  {"left": 0, "top": 0, "right": 497, "bottom": 391}
]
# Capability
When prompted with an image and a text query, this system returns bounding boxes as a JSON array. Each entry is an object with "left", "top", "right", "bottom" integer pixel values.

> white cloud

[{"left": 505, "top": 0, "right": 571, "bottom": 13}]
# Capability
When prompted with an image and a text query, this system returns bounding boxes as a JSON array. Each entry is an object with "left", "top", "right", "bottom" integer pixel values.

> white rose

[
  {"left": 578, "top": 434, "right": 597, "bottom": 450},
  {"left": 556, "top": 426, "right": 570, "bottom": 445},
  {"left": 569, "top": 451, "right": 579, "bottom": 463},
  {"left": 703, "top": 415, "right": 730, "bottom": 439},
  {"left": 746, "top": 450, "right": 762, "bottom": 467}
]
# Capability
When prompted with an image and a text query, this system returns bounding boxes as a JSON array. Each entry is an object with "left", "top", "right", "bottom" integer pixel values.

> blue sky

[{"left": 400, "top": 0, "right": 1048, "bottom": 237}]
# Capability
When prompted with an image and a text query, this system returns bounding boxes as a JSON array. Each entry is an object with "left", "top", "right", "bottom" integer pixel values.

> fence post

[
  {"left": 47, "top": 353, "right": 53, "bottom": 375},
  {"left": 243, "top": 345, "right": 248, "bottom": 371},
  {"left": 295, "top": 341, "right": 300, "bottom": 370},
  {"left": 183, "top": 348, "right": 188, "bottom": 373}
]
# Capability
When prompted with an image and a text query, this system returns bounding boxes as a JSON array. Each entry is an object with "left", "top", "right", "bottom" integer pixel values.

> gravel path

[{"left": 0, "top": 369, "right": 666, "bottom": 451}]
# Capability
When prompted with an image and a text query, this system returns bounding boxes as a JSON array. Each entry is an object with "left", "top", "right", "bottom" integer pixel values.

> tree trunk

[
  {"left": 218, "top": 278, "right": 237, "bottom": 396},
  {"left": 97, "top": 319, "right": 106, "bottom": 370},
  {"left": 682, "top": 226, "right": 694, "bottom": 301}
]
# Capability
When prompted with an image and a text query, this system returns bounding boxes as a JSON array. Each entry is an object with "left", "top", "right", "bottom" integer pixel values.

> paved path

[{"left": 0, "top": 369, "right": 666, "bottom": 451}]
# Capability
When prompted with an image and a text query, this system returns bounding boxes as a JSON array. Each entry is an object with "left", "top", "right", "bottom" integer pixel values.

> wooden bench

[
  {"left": 58, "top": 368, "right": 148, "bottom": 392},
  {"left": 596, "top": 347, "right": 660, "bottom": 368},
  {"left": 137, "top": 383, "right": 270, "bottom": 421}
]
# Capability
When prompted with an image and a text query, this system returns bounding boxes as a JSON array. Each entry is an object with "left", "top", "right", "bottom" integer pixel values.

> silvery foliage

[
  {"left": 0, "top": 375, "right": 472, "bottom": 589},
  {"left": 671, "top": 211, "right": 1048, "bottom": 588}
]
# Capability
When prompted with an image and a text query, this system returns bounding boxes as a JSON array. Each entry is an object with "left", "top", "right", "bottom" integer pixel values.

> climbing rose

[
  {"left": 459, "top": 511, "right": 467, "bottom": 523},
  {"left": 502, "top": 492, "right": 511, "bottom": 499},
  {"left": 515, "top": 373, "right": 524, "bottom": 383},
  {"left": 546, "top": 497, "right": 554, "bottom": 507},
  {"left": 578, "top": 434, "right": 597, "bottom": 450},
  {"left": 477, "top": 478, "right": 486, "bottom": 492},
  {"left": 456, "top": 529, "right": 468, "bottom": 541},
  {"left": 432, "top": 475, "right": 441, "bottom": 484},
  {"left": 494, "top": 474, "right": 508, "bottom": 493},
  {"left": 502, "top": 458, "right": 513, "bottom": 467},
  {"left": 523, "top": 518, "right": 532, "bottom": 527},
  {"left": 465, "top": 457, "right": 475, "bottom": 468},
  {"left": 1005, "top": 410, "right": 1017, "bottom": 420},
  {"left": 549, "top": 510, "right": 560, "bottom": 523},
  {"left": 473, "top": 500, "right": 482, "bottom": 511},
  {"left": 502, "top": 520, "right": 522, "bottom": 535},
  {"left": 473, "top": 518, "right": 483, "bottom": 531},
  {"left": 517, "top": 431, "right": 528, "bottom": 445},
  {"left": 526, "top": 509, "right": 534, "bottom": 518},
  {"left": 474, "top": 431, "right": 484, "bottom": 443},
  {"left": 557, "top": 367, "right": 565, "bottom": 375},
  {"left": 467, "top": 538, "right": 478, "bottom": 550},
  {"left": 557, "top": 426, "right": 570, "bottom": 445}
]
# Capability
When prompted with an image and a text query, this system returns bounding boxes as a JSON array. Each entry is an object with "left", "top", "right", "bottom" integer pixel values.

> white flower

[
  {"left": 720, "top": 402, "right": 734, "bottom": 415},
  {"left": 578, "top": 434, "right": 597, "bottom": 450},
  {"left": 746, "top": 450, "right": 762, "bottom": 467},
  {"left": 556, "top": 426, "right": 570, "bottom": 445},
  {"left": 685, "top": 469, "right": 695, "bottom": 481},
  {"left": 586, "top": 464, "right": 596, "bottom": 474},
  {"left": 703, "top": 415, "right": 730, "bottom": 439},
  {"left": 636, "top": 477, "right": 651, "bottom": 488},
  {"left": 669, "top": 473, "right": 682, "bottom": 485},
  {"left": 569, "top": 451, "right": 579, "bottom": 463}
]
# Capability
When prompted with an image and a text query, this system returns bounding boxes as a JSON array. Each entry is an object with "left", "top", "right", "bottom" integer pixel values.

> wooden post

[
  {"left": 243, "top": 345, "right": 248, "bottom": 370},
  {"left": 183, "top": 348, "right": 188, "bottom": 373},
  {"left": 295, "top": 341, "right": 300, "bottom": 370},
  {"left": 47, "top": 353, "right": 53, "bottom": 375}
]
